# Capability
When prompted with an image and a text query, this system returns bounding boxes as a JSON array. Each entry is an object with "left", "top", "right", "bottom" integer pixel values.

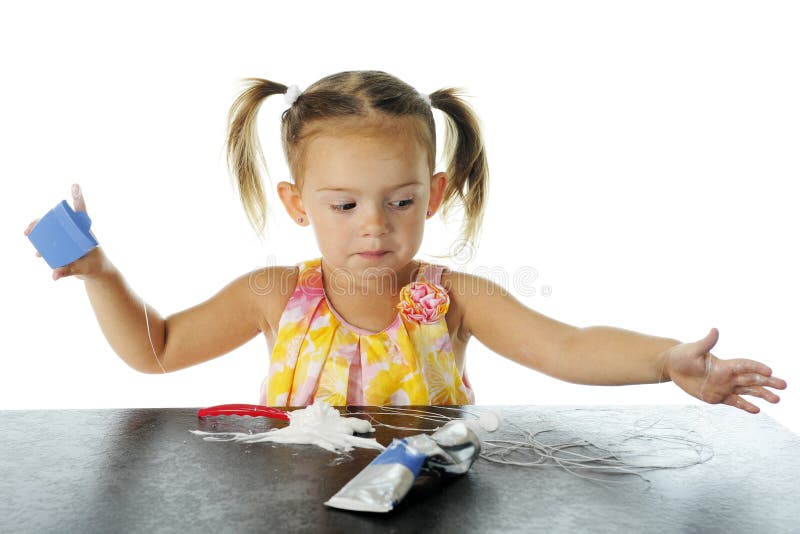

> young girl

[{"left": 25, "top": 70, "right": 786, "bottom": 413}]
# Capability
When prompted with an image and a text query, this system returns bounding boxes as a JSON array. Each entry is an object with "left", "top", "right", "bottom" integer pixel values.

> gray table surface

[{"left": 1, "top": 404, "right": 798, "bottom": 533}]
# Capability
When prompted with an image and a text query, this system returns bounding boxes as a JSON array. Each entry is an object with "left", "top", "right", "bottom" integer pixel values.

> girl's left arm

[{"left": 454, "top": 272, "right": 787, "bottom": 413}]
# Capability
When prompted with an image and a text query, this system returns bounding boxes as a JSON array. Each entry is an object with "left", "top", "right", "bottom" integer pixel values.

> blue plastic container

[{"left": 27, "top": 200, "right": 98, "bottom": 269}]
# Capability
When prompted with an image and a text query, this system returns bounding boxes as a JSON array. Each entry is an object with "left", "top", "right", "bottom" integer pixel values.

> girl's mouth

[{"left": 357, "top": 251, "right": 389, "bottom": 259}]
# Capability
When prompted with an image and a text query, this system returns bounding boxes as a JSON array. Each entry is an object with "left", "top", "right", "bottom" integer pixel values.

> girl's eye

[
  {"left": 391, "top": 198, "right": 414, "bottom": 209},
  {"left": 331, "top": 202, "right": 357, "bottom": 212},
  {"left": 330, "top": 199, "right": 414, "bottom": 212}
]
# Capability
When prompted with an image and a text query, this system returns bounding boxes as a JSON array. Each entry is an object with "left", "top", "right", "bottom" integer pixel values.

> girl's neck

[{"left": 320, "top": 258, "right": 421, "bottom": 299}]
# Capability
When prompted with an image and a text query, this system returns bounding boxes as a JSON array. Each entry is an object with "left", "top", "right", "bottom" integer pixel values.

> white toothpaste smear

[{"left": 191, "top": 400, "right": 385, "bottom": 453}]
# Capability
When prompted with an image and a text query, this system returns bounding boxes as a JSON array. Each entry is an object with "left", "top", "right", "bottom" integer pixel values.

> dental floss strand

[
  {"left": 143, "top": 301, "right": 167, "bottom": 374},
  {"left": 345, "top": 406, "right": 713, "bottom": 488},
  {"left": 479, "top": 410, "right": 713, "bottom": 488}
]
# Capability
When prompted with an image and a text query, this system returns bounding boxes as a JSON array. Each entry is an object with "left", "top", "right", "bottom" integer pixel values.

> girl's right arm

[
  {"left": 25, "top": 186, "right": 275, "bottom": 374},
  {"left": 80, "top": 251, "right": 269, "bottom": 374}
]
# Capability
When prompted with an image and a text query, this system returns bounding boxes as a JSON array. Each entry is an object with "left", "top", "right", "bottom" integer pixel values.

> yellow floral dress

[{"left": 261, "top": 257, "right": 475, "bottom": 407}]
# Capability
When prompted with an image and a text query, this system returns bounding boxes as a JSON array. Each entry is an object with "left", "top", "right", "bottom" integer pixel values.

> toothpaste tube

[
  {"left": 324, "top": 438, "right": 427, "bottom": 512},
  {"left": 324, "top": 420, "right": 480, "bottom": 513}
]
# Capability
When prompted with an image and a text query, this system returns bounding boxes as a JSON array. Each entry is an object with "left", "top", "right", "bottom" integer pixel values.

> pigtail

[
  {"left": 429, "top": 88, "right": 489, "bottom": 257},
  {"left": 226, "top": 78, "right": 288, "bottom": 237}
]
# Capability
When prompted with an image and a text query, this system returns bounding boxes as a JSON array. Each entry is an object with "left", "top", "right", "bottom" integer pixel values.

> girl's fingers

[
  {"left": 730, "top": 358, "right": 772, "bottom": 376},
  {"left": 24, "top": 219, "right": 39, "bottom": 236},
  {"left": 71, "top": 183, "right": 87, "bottom": 212},
  {"left": 734, "top": 373, "right": 787, "bottom": 390},
  {"left": 53, "top": 265, "right": 70, "bottom": 281},
  {"left": 694, "top": 327, "right": 720, "bottom": 354},
  {"left": 734, "top": 386, "right": 781, "bottom": 404},
  {"left": 771, "top": 376, "right": 788, "bottom": 389},
  {"left": 724, "top": 395, "right": 759, "bottom": 414}
]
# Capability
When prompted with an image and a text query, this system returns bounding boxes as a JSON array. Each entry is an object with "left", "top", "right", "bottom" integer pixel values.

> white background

[{"left": 2, "top": 1, "right": 797, "bottom": 435}]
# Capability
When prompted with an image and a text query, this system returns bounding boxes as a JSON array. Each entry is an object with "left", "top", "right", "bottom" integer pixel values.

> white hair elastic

[{"left": 285, "top": 85, "right": 302, "bottom": 107}]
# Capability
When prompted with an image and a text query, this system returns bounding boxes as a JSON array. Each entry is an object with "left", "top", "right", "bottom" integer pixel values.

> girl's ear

[
  {"left": 427, "top": 172, "right": 447, "bottom": 216},
  {"left": 277, "top": 180, "right": 308, "bottom": 225}
]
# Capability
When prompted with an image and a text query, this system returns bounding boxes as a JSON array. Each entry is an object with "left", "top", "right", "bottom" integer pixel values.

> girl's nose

[{"left": 360, "top": 205, "right": 391, "bottom": 236}]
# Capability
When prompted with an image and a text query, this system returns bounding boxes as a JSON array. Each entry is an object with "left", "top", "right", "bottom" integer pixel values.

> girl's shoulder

[
  {"left": 436, "top": 267, "right": 522, "bottom": 342},
  {"left": 437, "top": 266, "right": 474, "bottom": 343},
  {"left": 243, "top": 264, "right": 303, "bottom": 340},
  {"left": 437, "top": 266, "right": 476, "bottom": 296}
]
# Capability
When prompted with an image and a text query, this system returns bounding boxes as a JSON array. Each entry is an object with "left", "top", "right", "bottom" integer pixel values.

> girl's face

[{"left": 281, "top": 126, "right": 443, "bottom": 291}]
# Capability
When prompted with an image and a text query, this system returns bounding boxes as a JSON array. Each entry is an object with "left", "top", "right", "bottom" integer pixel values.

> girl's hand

[
  {"left": 664, "top": 328, "right": 787, "bottom": 414},
  {"left": 24, "top": 183, "right": 108, "bottom": 281}
]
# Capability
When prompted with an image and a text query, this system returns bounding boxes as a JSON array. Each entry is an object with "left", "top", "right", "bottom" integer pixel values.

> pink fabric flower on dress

[{"left": 396, "top": 280, "right": 450, "bottom": 325}]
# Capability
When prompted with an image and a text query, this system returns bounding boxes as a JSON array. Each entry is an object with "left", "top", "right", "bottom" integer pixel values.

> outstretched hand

[{"left": 664, "top": 328, "right": 787, "bottom": 414}]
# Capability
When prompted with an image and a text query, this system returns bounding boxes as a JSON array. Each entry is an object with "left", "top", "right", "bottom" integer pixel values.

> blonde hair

[{"left": 225, "top": 70, "right": 489, "bottom": 257}]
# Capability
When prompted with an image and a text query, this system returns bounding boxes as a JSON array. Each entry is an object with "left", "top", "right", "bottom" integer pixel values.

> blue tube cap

[{"left": 28, "top": 200, "right": 99, "bottom": 269}]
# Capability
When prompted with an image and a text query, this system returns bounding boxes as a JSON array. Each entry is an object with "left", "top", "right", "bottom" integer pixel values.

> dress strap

[{"left": 417, "top": 261, "right": 448, "bottom": 286}]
